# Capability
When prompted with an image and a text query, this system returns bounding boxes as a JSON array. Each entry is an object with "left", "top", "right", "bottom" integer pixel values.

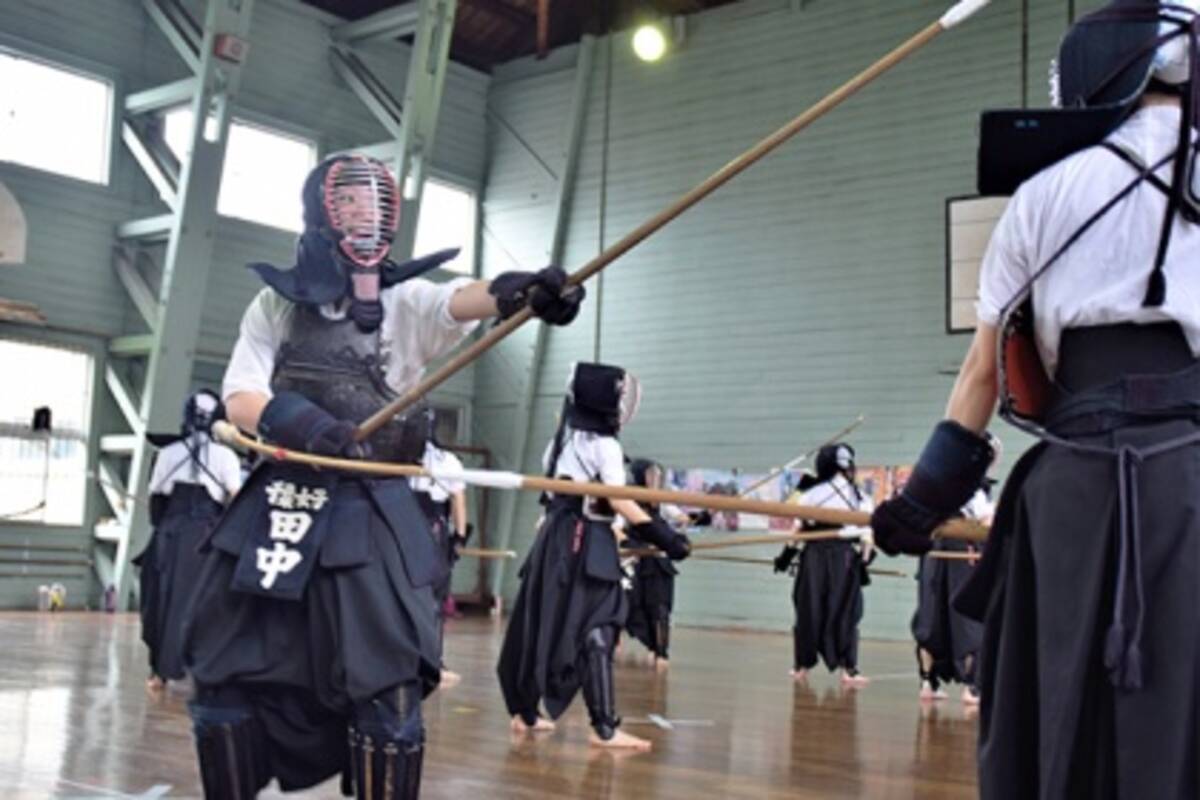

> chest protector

[{"left": 271, "top": 303, "right": 428, "bottom": 462}]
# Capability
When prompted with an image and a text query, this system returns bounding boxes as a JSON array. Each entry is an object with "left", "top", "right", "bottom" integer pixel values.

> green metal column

[
  {"left": 330, "top": 0, "right": 458, "bottom": 261},
  {"left": 488, "top": 37, "right": 597, "bottom": 600},
  {"left": 105, "top": 0, "right": 256, "bottom": 609}
]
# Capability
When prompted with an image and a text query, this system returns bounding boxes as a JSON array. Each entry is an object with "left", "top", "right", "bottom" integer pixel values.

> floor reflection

[{"left": 0, "top": 613, "right": 978, "bottom": 798}]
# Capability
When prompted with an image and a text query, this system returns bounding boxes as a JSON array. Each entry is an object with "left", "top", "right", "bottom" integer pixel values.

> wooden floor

[{"left": 0, "top": 612, "right": 978, "bottom": 798}]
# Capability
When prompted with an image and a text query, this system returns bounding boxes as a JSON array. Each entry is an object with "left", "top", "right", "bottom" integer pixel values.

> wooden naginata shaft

[
  {"left": 622, "top": 529, "right": 865, "bottom": 558},
  {"left": 691, "top": 553, "right": 908, "bottom": 579},
  {"left": 354, "top": 0, "right": 993, "bottom": 439},
  {"left": 927, "top": 550, "right": 981, "bottom": 561},
  {"left": 457, "top": 547, "right": 517, "bottom": 560},
  {"left": 738, "top": 414, "right": 866, "bottom": 497},
  {"left": 213, "top": 422, "right": 987, "bottom": 543}
]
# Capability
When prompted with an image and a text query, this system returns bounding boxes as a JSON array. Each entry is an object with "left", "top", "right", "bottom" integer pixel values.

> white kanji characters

[
  {"left": 259, "top": 480, "right": 328, "bottom": 589},
  {"left": 294, "top": 486, "right": 329, "bottom": 511},
  {"left": 265, "top": 480, "right": 298, "bottom": 510},
  {"left": 257, "top": 542, "right": 303, "bottom": 590},
  {"left": 269, "top": 510, "right": 313, "bottom": 544}
]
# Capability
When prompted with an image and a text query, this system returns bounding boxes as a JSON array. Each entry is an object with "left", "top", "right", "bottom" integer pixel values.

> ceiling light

[{"left": 632, "top": 23, "right": 668, "bottom": 63}]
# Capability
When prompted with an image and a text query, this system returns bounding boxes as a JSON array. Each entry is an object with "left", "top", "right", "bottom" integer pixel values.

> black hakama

[
  {"left": 182, "top": 463, "right": 444, "bottom": 791},
  {"left": 135, "top": 484, "right": 222, "bottom": 680},
  {"left": 624, "top": 553, "right": 677, "bottom": 659},
  {"left": 911, "top": 538, "right": 982, "bottom": 687},
  {"left": 497, "top": 497, "right": 627, "bottom": 721},
  {"left": 959, "top": 325, "right": 1200, "bottom": 798},
  {"left": 792, "top": 539, "right": 865, "bottom": 672}
]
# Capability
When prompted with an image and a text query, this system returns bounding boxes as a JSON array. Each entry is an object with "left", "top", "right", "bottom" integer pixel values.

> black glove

[
  {"left": 872, "top": 420, "right": 993, "bottom": 557},
  {"left": 453, "top": 523, "right": 474, "bottom": 548},
  {"left": 774, "top": 545, "right": 798, "bottom": 573},
  {"left": 489, "top": 266, "right": 584, "bottom": 325},
  {"left": 688, "top": 510, "right": 713, "bottom": 527},
  {"left": 632, "top": 518, "right": 691, "bottom": 561},
  {"left": 258, "top": 391, "right": 366, "bottom": 458}
]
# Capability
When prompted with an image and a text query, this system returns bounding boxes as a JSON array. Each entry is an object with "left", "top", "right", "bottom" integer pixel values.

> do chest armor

[{"left": 271, "top": 304, "right": 427, "bottom": 462}]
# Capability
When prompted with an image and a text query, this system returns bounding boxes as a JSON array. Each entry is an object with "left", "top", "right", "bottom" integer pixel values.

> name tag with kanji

[{"left": 229, "top": 464, "right": 336, "bottom": 600}]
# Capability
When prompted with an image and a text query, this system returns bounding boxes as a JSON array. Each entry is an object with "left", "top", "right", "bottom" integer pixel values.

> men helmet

[
  {"left": 814, "top": 443, "right": 855, "bottom": 483},
  {"left": 564, "top": 362, "right": 642, "bottom": 435}
]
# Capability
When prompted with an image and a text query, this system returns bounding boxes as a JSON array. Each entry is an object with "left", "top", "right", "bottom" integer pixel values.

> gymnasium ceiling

[{"left": 300, "top": 0, "right": 741, "bottom": 71}]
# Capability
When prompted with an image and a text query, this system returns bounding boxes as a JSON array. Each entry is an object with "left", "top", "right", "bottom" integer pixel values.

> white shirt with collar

[
  {"left": 977, "top": 105, "right": 1200, "bottom": 377},
  {"left": 798, "top": 474, "right": 868, "bottom": 512},
  {"left": 962, "top": 487, "right": 996, "bottom": 523},
  {"left": 149, "top": 437, "right": 243, "bottom": 504},
  {"left": 222, "top": 277, "right": 479, "bottom": 403},
  {"left": 409, "top": 442, "right": 466, "bottom": 502},
  {"left": 542, "top": 429, "right": 627, "bottom": 489}
]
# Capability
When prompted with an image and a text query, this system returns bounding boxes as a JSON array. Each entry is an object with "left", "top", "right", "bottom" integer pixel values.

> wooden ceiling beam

[
  {"left": 465, "top": 0, "right": 534, "bottom": 29},
  {"left": 537, "top": 0, "right": 549, "bottom": 58}
]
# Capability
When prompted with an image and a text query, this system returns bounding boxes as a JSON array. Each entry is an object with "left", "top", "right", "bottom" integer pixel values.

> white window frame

[
  {"left": 0, "top": 335, "right": 98, "bottom": 529},
  {"left": 414, "top": 174, "right": 480, "bottom": 277},
  {"left": 0, "top": 37, "right": 118, "bottom": 187},
  {"left": 162, "top": 106, "right": 319, "bottom": 232}
]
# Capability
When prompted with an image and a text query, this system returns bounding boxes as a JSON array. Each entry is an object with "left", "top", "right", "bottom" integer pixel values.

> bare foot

[
  {"left": 146, "top": 675, "right": 166, "bottom": 693},
  {"left": 919, "top": 681, "right": 947, "bottom": 701},
  {"left": 654, "top": 657, "right": 670, "bottom": 673},
  {"left": 510, "top": 715, "right": 556, "bottom": 734},
  {"left": 840, "top": 670, "right": 870, "bottom": 688},
  {"left": 790, "top": 668, "right": 809, "bottom": 683},
  {"left": 961, "top": 686, "right": 981, "bottom": 706},
  {"left": 440, "top": 669, "right": 462, "bottom": 688},
  {"left": 589, "top": 729, "right": 652, "bottom": 751}
]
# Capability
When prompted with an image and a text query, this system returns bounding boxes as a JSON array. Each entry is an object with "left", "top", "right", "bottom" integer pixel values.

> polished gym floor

[{"left": 0, "top": 612, "right": 977, "bottom": 798}]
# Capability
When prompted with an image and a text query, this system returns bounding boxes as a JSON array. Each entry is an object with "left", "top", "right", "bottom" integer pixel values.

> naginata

[
  {"left": 181, "top": 154, "right": 583, "bottom": 799},
  {"left": 620, "top": 458, "right": 698, "bottom": 669},
  {"left": 496, "top": 363, "right": 691, "bottom": 749},
  {"left": 408, "top": 421, "right": 470, "bottom": 682},
  {"left": 135, "top": 389, "right": 242, "bottom": 687},
  {"left": 873, "top": 2, "right": 1200, "bottom": 795},
  {"left": 910, "top": 452, "right": 996, "bottom": 703},
  {"left": 774, "top": 443, "right": 874, "bottom": 685}
]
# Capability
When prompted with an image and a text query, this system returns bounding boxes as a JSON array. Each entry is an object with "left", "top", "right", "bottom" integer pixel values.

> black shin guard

[
  {"left": 188, "top": 688, "right": 270, "bottom": 800},
  {"left": 653, "top": 612, "right": 670, "bottom": 660},
  {"left": 348, "top": 683, "right": 424, "bottom": 800},
  {"left": 916, "top": 645, "right": 940, "bottom": 692},
  {"left": 582, "top": 626, "right": 620, "bottom": 740}
]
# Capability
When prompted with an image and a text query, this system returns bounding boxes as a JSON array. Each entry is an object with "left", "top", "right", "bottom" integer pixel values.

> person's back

[{"left": 871, "top": 4, "right": 1200, "bottom": 797}]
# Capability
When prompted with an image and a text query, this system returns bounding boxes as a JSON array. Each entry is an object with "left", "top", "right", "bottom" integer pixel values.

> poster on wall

[{"left": 663, "top": 464, "right": 913, "bottom": 532}]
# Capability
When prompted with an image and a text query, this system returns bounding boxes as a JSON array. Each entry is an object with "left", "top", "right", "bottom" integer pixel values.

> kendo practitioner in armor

[
  {"left": 910, "top": 435, "right": 998, "bottom": 705},
  {"left": 774, "top": 443, "right": 873, "bottom": 688},
  {"left": 872, "top": 3, "right": 1200, "bottom": 795},
  {"left": 181, "top": 154, "right": 583, "bottom": 799},
  {"left": 409, "top": 416, "right": 471, "bottom": 688},
  {"left": 497, "top": 363, "right": 691, "bottom": 751},
  {"left": 136, "top": 389, "right": 242, "bottom": 691},
  {"left": 618, "top": 458, "right": 693, "bottom": 672}
]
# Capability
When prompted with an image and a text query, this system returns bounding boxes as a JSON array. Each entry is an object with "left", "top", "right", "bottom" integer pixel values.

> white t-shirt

[
  {"left": 542, "top": 429, "right": 627, "bottom": 491},
  {"left": 977, "top": 105, "right": 1200, "bottom": 377},
  {"left": 149, "top": 437, "right": 243, "bottom": 504},
  {"left": 409, "top": 442, "right": 465, "bottom": 502},
  {"left": 962, "top": 488, "right": 995, "bottom": 523},
  {"left": 798, "top": 474, "right": 869, "bottom": 512},
  {"left": 222, "top": 277, "right": 479, "bottom": 402}
]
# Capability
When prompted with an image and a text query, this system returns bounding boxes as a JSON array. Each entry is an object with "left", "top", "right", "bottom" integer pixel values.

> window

[
  {"left": 163, "top": 108, "right": 317, "bottom": 232},
  {"left": 0, "top": 50, "right": 113, "bottom": 183},
  {"left": 415, "top": 179, "right": 477, "bottom": 275},
  {"left": 430, "top": 406, "right": 462, "bottom": 446},
  {"left": 0, "top": 340, "right": 93, "bottom": 525},
  {"left": 945, "top": 195, "right": 1009, "bottom": 333}
]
